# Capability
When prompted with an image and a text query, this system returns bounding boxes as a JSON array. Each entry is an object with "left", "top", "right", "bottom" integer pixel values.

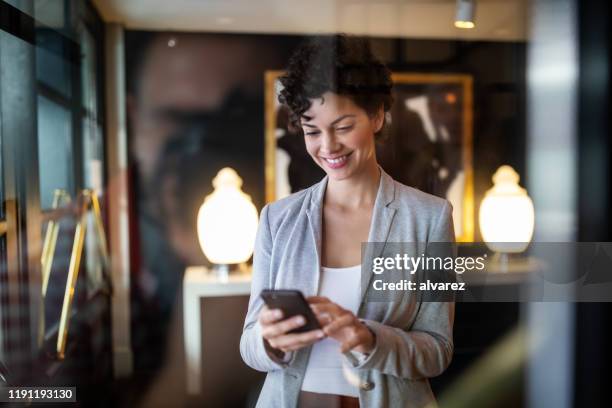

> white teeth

[{"left": 324, "top": 155, "right": 347, "bottom": 164}]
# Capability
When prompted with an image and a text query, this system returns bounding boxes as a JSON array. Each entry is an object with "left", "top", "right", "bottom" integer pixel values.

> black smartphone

[{"left": 260, "top": 289, "right": 321, "bottom": 334}]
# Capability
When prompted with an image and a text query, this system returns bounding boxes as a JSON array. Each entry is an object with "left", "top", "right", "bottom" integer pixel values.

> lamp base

[
  {"left": 487, "top": 252, "right": 539, "bottom": 273},
  {"left": 210, "top": 263, "right": 249, "bottom": 281}
]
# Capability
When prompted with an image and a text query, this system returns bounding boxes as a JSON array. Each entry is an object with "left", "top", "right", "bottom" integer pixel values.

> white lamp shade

[
  {"left": 479, "top": 165, "right": 535, "bottom": 253},
  {"left": 197, "top": 168, "right": 259, "bottom": 265}
]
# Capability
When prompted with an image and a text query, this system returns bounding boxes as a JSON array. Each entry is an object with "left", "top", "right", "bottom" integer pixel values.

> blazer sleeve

[
  {"left": 346, "top": 200, "right": 455, "bottom": 380},
  {"left": 240, "top": 204, "right": 289, "bottom": 372}
]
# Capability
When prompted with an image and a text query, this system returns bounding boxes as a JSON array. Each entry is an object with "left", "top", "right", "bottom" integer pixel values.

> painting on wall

[{"left": 265, "top": 71, "right": 473, "bottom": 241}]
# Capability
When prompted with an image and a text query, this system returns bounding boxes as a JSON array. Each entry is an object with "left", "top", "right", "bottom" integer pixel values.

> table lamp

[
  {"left": 197, "top": 167, "right": 258, "bottom": 278},
  {"left": 479, "top": 165, "right": 535, "bottom": 257}
]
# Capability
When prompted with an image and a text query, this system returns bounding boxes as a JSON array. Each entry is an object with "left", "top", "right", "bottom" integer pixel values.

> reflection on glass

[
  {"left": 80, "top": 24, "right": 104, "bottom": 192},
  {"left": 78, "top": 26, "right": 106, "bottom": 304},
  {"left": 34, "top": 0, "right": 66, "bottom": 30},
  {"left": 82, "top": 118, "right": 104, "bottom": 192},
  {"left": 80, "top": 26, "right": 97, "bottom": 115},
  {"left": 36, "top": 39, "right": 72, "bottom": 98},
  {"left": 4, "top": 0, "right": 33, "bottom": 16},
  {"left": 0, "top": 235, "right": 6, "bottom": 362},
  {"left": 43, "top": 214, "right": 77, "bottom": 340},
  {"left": 41, "top": 190, "right": 71, "bottom": 298},
  {"left": 37, "top": 95, "right": 74, "bottom": 209},
  {"left": 0, "top": 133, "right": 4, "bottom": 220}
]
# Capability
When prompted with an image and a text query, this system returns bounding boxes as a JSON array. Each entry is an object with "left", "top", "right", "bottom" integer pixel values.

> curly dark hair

[{"left": 278, "top": 35, "right": 394, "bottom": 139}]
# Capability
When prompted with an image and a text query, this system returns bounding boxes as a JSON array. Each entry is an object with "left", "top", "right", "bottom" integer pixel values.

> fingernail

[
  {"left": 274, "top": 310, "right": 283, "bottom": 318},
  {"left": 296, "top": 316, "right": 305, "bottom": 325},
  {"left": 317, "top": 330, "right": 325, "bottom": 338}
]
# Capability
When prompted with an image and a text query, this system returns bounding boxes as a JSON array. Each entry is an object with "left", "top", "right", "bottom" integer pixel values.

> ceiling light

[{"left": 455, "top": 0, "right": 476, "bottom": 29}]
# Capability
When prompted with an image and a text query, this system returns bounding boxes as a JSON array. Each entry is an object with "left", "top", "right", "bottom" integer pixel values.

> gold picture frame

[{"left": 265, "top": 71, "right": 474, "bottom": 242}]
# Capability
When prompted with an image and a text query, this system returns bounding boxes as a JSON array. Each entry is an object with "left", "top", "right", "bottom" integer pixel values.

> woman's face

[{"left": 300, "top": 92, "right": 383, "bottom": 181}]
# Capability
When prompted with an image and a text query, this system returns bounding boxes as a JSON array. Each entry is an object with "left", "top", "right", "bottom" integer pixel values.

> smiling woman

[{"left": 241, "top": 35, "right": 456, "bottom": 408}]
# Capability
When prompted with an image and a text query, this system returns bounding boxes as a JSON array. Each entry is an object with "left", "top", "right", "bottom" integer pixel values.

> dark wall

[{"left": 125, "top": 31, "right": 526, "bottom": 225}]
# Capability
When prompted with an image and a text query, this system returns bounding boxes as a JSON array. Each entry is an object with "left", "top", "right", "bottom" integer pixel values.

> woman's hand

[
  {"left": 308, "top": 296, "right": 376, "bottom": 354},
  {"left": 258, "top": 305, "right": 326, "bottom": 356}
]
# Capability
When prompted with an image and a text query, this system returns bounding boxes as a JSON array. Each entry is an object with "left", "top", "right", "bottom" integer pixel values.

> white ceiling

[{"left": 93, "top": 0, "right": 528, "bottom": 41}]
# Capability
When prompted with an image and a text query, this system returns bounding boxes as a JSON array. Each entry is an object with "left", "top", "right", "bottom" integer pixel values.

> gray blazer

[{"left": 240, "top": 168, "right": 455, "bottom": 408}]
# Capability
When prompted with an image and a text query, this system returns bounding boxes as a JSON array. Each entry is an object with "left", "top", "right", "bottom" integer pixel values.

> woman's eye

[
  {"left": 336, "top": 125, "right": 354, "bottom": 132},
  {"left": 305, "top": 131, "right": 320, "bottom": 136}
]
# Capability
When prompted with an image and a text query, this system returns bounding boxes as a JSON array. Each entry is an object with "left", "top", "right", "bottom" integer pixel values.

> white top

[{"left": 301, "top": 265, "right": 362, "bottom": 397}]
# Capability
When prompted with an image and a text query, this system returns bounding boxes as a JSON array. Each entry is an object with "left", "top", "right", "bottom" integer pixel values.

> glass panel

[
  {"left": 34, "top": 0, "right": 66, "bottom": 30},
  {"left": 36, "top": 31, "right": 72, "bottom": 98},
  {"left": 82, "top": 117, "right": 104, "bottom": 191},
  {"left": 37, "top": 95, "right": 74, "bottom": 209},
  {"left": 0, "top": 129, "right": 4, "bottom": 221},
  {"left": 84, "top": 205, "right": 105, "bottom": 296},
  {"left": 4, "top": 0, "right": 33, "bottom": 17},
  {"left": 0, "top": 235, "right": 6, "bottom": 363},
  {"left": 43, "top": 215, "right": 75, "bottom": 336},
  {"left": 80, "top": 26, "right": 97, "bottom": 116},
  {"left": 79, "top": 24, "right": 106, "bottom": 295}
]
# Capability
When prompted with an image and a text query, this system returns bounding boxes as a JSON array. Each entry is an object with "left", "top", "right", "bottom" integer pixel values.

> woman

[{"left": 240, "top": 35, "right": 455, "bottom": 408}]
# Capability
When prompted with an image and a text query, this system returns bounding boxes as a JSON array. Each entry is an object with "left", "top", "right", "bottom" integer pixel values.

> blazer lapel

[
  {"left": 360, "top": 169, "right": 397, "bottom": 300},
  {"left": 305, "top": 176, "right": 328, "bottom": 295}
]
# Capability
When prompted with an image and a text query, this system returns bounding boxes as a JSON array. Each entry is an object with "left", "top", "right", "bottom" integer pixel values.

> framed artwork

[{"left": 265, "top": 71, "right": 473, "bottom": 242}]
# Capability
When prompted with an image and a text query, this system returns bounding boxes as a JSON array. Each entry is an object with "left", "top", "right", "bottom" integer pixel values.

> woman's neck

[{"left": 324, "top": 160, "right": 381, "bottom": 210}]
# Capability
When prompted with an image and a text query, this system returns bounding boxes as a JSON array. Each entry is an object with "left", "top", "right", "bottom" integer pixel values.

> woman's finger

[
  {"left": 323, "top": 312, "right": 356, "bottom": 335},
  {"left": 311, "top": 302, "right": 344, "bottom": 316},
  {"left": 261, "top": 315, "right": 305, "bottom": 339},
  {"left": 315, "top": 313, "right": 332, "bottom": 326},
  {"left": 259, "top": 307, "right": 284, "bottom": 325},
  {"left": 306, "top": 296, "right": 331, "bottom": 304},
  {"left": 340, "top": 329, "right": 366, "bottom": 353}
]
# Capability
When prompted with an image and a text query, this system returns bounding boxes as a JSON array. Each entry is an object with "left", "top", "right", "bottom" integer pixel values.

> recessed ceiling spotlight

[
  {"left": 168, "top": 37, "right": 177, "bottom": 47},
  {"left": 455, "top": 0, "right": 476, "bottom": 29}
]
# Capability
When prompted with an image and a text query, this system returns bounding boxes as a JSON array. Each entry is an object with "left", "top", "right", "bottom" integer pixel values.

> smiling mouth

[{"left": 322, "top": 152, "right": 352, "bottom": 165}]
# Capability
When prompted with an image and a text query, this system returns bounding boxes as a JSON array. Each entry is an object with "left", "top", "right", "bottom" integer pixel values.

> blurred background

[{"left": 0, "top": 0, "right": 610, "bottom": 407}]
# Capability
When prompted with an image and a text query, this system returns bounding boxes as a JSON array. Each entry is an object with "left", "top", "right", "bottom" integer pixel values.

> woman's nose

[{"left": 320, "top": 132, "right": 341, "bottom": 153}]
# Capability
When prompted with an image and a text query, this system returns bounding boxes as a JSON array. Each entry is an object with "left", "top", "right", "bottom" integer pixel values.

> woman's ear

[{"left": 372, "top": 107, "right": 385, "bottom": 134}]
